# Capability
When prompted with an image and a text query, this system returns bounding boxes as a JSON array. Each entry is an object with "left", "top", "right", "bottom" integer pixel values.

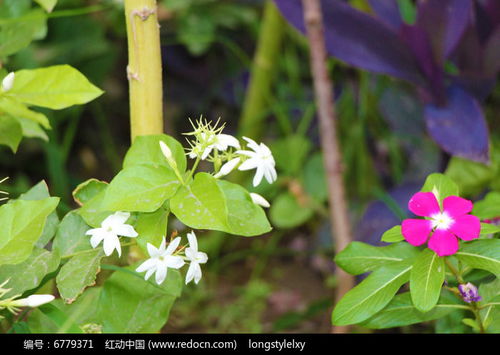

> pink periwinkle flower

[
  {"left": 401, "top": 192, "right": 480, "bottom": 256},
  {"left": 458, "top": 283, "right": 482, "bottom": 303}
]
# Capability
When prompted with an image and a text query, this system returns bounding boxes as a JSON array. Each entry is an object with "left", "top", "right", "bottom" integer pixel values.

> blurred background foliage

[{"left": 1, "top": 0, "right": 499, "bottom": 333}]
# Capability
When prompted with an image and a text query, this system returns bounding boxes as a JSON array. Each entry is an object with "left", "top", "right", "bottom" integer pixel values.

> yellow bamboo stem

[{"left": 124, "top": 0, "right": 164, "bottom": 140}]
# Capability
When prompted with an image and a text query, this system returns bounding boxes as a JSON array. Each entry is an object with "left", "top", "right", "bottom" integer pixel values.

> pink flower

[{"left": 401, "top": 192, "right": 480, "bottom": 256}]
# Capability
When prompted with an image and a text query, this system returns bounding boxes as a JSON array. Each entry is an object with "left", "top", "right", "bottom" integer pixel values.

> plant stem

[
  {"left": 444, "top": 257, "right": 465, "bottom": 283},
  {"left": 124, "top": 0, "right": 164, "bottom": 141},
  {"left": 301, "top": 0, "right": 354, "bottom": 333},
  {"left": 238, "top": 0, "right": 285, "bottom": 139}
]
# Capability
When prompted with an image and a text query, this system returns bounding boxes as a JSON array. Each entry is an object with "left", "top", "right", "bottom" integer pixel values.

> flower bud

[
  {"left": 2, "top": 72, "right": 15, "bottom": 92},
  {"left": 458, "top": 283, "right": 481, "bottom": 303},
  {"left": 250, "top": 192, "right": 270, "bottom": 208},
  {"left": 13, "top": 294, "right": 55, "bottom": 308}
]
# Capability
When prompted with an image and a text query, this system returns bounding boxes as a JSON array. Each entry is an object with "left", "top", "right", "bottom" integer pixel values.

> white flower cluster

[
  {"left": 136, "top": 231, "right": 208, "bottom": 285},
  {"left": 179, "top": 118, "right": 277, "bottom": 207},
  {"left": 85, "top": 213, "right": 208, "bottom": 285},
  {"left": 0, "top": 279, "right": 55, "bottom": 318}
]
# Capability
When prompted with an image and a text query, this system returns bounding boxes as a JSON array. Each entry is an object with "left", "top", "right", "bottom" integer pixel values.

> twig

[{"left": 301, "top": 0, "right": 354, "bottom": 333}]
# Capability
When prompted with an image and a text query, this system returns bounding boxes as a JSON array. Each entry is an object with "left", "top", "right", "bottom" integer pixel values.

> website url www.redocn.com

[{"left": 148, "top": 339, "right": 237, "bottom": 350}]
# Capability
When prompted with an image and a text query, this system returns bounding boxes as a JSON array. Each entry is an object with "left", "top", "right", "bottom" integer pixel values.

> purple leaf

[
  {"left": 400, "top": 24, "right": 444, "bottom": 100},
  {"left": 484, "top": 26, "right": 500, "bottom": 76},
  {"left": 416, "top": 0, "right": 473, "bottom": 63},
  {"left": 425, "top": 86, "right": 489, "bottom": 163},
  {"left": 368, "top": 0, "right": 402, "bottom": 31},
  {"left": 273, "top": 0, "right": 425, "bottom": 85}
]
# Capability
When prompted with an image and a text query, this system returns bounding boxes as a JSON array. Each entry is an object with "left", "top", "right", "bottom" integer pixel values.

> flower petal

[
  {"left": 196, "top": 251, "right": 208, "bottom": 264},
  {"left": 402, "top": 219, "right": 432, "bottom": 246},
  {"left": 136, "top": 258, "right": 157, "bottom": 273},
  {"left": 103, "top": 234, "right": 120, "bottom": 257},
  {"left": 165, "top": 237, "right": 181, "bottom": 255},
  {"left": 449, "top": 214, "right": 480, "bottom": 241},
  {"left": 408, "top": 192, "right": 440, "bottom": 217},
  {"left": 144, "top": 267, "right": 156, "bottom": 281},
  {"left": 147, "top": 243, "right": 160, "bottom": 258},
  {"left": 428, "top": 229, "right": 459, "bottom": 256},
  {"left": 155, "top": 265, "right": 167, "bottom": 285},
  {"left": 214, "top": 158, "right": 240, "bottom": 178},
  {"left": 193, "top": 263, "right": 202, "bottom": 284},
  {"left": 185, "top": 262, "right": 196, "bottom": 284},
  {"left": 113, "top": 224, "right": 138, "bottom": 238},
  {"left": 102, "top": 211, "right": 130, "bottom": 228},
  {"left": 252, "top": 166, "right": 265, "bottom": 187},
  {"left": 165, "top": 255, "right": 185, "bottom": 269},
  {"left": 187, "top": 231, "right": 198, "bottom": 253},
  {"left": 89, "top": 231, "right": 105, "bottom": 248},
  {"left": 238, "top": 157, "right": 259, "bottom": 171},
  {"left": 443, "top": 196, "right": 473, "bottom": 218},
  {"left": 242, "top": 136, "right": 260, "bottom": 152}
]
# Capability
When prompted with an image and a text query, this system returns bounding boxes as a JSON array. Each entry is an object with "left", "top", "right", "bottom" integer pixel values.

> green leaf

[
  {"left": 445, "top": 157, "right": 493, "bottom": 197},
  {"left": 0, "top": 97, "right": 50, "bottom": 128},
  {"left": 421, "top": 173, "right": 459, "bottom": 203},
  {"left": 217, "top": 180, "right": 272, "bottom": 236},
  {"left": 381, "top": 225, "right": 405, "bottom": 243},
  {"left": 72, "top": 178, "right": 107, "bottom": 206},
  {"left": 331, "top": 261, "right": 412, "bottom": 326},
  {"left": 335, "top": 241, "right": 418, "bottom": 275},
  {"left": 37, "top": 303, "right": 83, "bottom": 333},
  {"left": 0, "top": 197, "right": 59, "bottom": 265},
  {"left": 479, "top": 279, "right": 500, "bottom": 333},
  {"left": 462, "top": 318, "right": 480, "bottom": 331},
  {"left": 17, "top": 117, "right": 48, "bottom": 141},
  {"left": 102, "top": 165, "right": 181, "bottom": 212},
  {"left": 53, "top": 211, "right": 92, "bottom": 258},
  {"left": 56, "top": 249, "right": 104, "bottom": 304},
  {"left": 18, "top": 180, "right": 59, "bottom": 248},
  {"left": 0, "top": 114, "right": 22, "bottom": 152},
  {"left": 135, "top": 208, "right": 169, "bottom": 253},
  {"left": 34, "top": 0, "right": 57, "bottom": 12},
  {"left": 473, "top": 192, "right": 500, "bottom": 220},
  {"left": 171, "top": 172, "right": 228, "bottom": 232},
  {"left": 0, "top": 9, "right": 47, "bottom": 57},
  {"left": 455, "top": 239, "right": 500, "bottom": 276},
  {"left": 123, "top": 134, "right": 186, "bottom": 174},
  {"left": 410, "top": 249, "right": 445, "bottom": 312},
  {"left": 270, "top": 192, "right": 314, "bottom": 229},
  {"left": 96, "top": 265, "right": 183, "bottom": 332},
  {"left": 7, "top": 65, "right": 103, "bottom": 109},
  {"left": 0, "top": 248, "right": 60, "bottom": 298},
  {"left": 480, "top": 223, "right": 500, "bottom": 235},
  {"left": 77, "top": 188, "right": 112, "bottom": 228},
  {"left": 361, "top": 292, "right": 465, "bottom": 329}
]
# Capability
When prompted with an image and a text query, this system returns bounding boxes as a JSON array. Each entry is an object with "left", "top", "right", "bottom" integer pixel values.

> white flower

[
  {"left": 214, "top": 157, "right": 240, "bottom": 178},
  {"left": 12, "top": 294, "right": 55, "bottom": 308},
  {"left": 85, "top": 211, "right": 138, "bottom": 257},
  {"left": 250, "top": 193, "right": 270, "bottom": 208},
  {"left": 198, "top": 133, "right": 240, "bottom": 160},
  {"left": 236, "top": 137, "right": 277, "bottom": 187},
  {"left": 185, "top": 232, "right": 208, "bottom": 284},
  {"left": 2, "top": 72, "right": 14, "bottom": 92},
  {"left": 136, "top": 237, "right": 185, "bottom": 285}
]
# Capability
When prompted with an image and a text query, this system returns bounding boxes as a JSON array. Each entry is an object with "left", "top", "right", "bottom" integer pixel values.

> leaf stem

[{"left": 444, "top": 257, "right": 465, "bottom": 283}]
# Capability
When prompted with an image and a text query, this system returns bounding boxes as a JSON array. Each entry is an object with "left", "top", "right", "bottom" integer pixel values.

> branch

[{"left": 301, "top": 0, "right": 354, "bottom": 333}]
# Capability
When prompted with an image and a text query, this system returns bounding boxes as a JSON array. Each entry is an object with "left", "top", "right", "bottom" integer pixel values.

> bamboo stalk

[
  {"left": 124, "top": 0, "right": 164, "bottom": 140},
  {"left": 238, "top": 0, "right": 284, "bottom": 139},
  {"left": 301, "top": 0, "right": 354, "bottom": 333}
]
